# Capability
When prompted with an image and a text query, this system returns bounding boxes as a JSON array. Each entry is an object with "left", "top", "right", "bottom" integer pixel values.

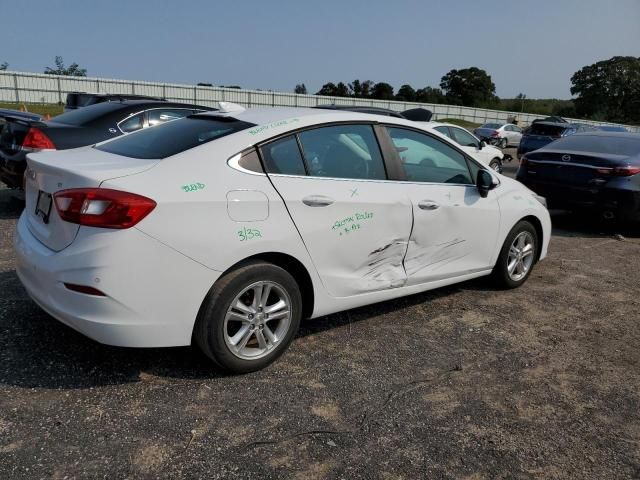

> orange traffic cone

[
  {"left": 19, "top": 105, "right": 24, "bottom": 112},
  {"left": 44, "top": 113, "right": 51, "bottom": 120}
]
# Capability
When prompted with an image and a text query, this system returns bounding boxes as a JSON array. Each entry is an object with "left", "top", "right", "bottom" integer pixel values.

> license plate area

[{"left": 35, "top": 190, "right": 52, "bottom": 224}]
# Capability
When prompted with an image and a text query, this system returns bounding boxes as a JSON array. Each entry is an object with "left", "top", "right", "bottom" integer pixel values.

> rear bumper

[
  {"left": 0, "top": 152, "right": 26, "bottom": 189},
  {"left": 14, "top": 213, "right": 221, "bottom": 347},
  {"left": 517, "top": 177, "right": 640, "bottom": 221}
]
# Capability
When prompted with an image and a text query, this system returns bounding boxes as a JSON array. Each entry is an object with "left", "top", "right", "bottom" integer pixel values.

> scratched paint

[
  {"left": 404, "top": 238, "right": 469, "bottom": 276},
  {"left": 357, "top": 239, "right": 409, "bottom": 288}
]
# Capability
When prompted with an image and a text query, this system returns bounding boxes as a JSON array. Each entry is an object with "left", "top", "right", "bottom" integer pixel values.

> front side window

[
  {"left": 148, "top": 109, "right": 193, "bottom": 127},
  {"left": 119, "top": 112, "right": 144, "bottom": 133},
  {"left": 387, "top": 127, "right": 473, "bottom": 184},
  {"left": 261, "top": 135, "right": 306, "bottom": 175},
  {"left": 451, "top": 128, "right": 479, "bottom": 148},
  {"left": 297, "top": 124, "right": 386, "bottom": 180}
]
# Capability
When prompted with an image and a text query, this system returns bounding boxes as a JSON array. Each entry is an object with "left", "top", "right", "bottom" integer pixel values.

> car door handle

[
  {"left": 418, "top": 200, "right": 440, "bottom": 210},
  {"left": 302, "top": 195, "right": 334, "bottom": 207}
]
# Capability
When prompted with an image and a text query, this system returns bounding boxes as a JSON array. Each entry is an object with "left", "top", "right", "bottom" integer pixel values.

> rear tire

[
  {"left": 194, "top": 261, "right": 302, "bottom": 373},
  {"left": 492, "top": 221, "right": 539, "bottom": 289},
  {"left": 489, "top": 158, "right": 502, "bottom": 173}
]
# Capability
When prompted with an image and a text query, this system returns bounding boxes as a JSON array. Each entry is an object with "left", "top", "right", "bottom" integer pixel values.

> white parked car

[
  {"left": 427, "top": 122, "right": 506, "bottom": 172},
  {"left": 15, "top": 104, "right": 551, "bottom": 373},
  {"left": 474, "top": 123, "right": 523, "bottom": 149}
]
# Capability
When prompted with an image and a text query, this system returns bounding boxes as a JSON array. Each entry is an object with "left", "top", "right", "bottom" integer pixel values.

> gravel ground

[{"left": 1, "top": 150, "right": 639, "bottom": 479}]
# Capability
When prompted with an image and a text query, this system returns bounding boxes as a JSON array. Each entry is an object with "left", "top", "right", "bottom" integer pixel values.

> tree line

[
  {"left": 2, "top": 55, "right": 638, "bottom": 124},
  {"left": 297, "top": 56, "right": 640, "bottom": 125}
]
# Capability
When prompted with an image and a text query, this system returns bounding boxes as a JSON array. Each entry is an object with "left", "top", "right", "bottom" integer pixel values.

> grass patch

[
  {"left": 0, "top": 103, "right": 64, "bottom": 117},
  {"left": 436, "top": 118, "right": 481, "bottom": 129}
]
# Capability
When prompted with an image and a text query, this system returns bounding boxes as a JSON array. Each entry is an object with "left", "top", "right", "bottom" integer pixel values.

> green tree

[
  {"left": 44, "top": 56, "right": 87, "bottom": 77},
  {"left": 395, "top": 84, "right": 416, "bottom": 102},
  {"left": 0, "top": 62, "right": 8, "bottom": 71},
  {"left": 294, "top": 83, "right": 307, "bottom": 94},
  {"left": 370, "top": 82, "right": 394, "bottom": 100},
  {"left": 415, "top": 86, "right": 445, "bottom": 104},
  {"left": 440, "top": 67, "right": 498, "bottom": 107},
  {"left": 349, "top": 79, "right": 374, "bottom": 98},
  {"left": 570, "top": 56, "right": 640, "bottom": 123},
  {"left": 315, "top": 82, "right": 350, "bottom": 97}
]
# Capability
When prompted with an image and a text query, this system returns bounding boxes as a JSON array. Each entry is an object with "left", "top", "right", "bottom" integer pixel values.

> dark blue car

[
  {"left": 517, "top": 121, "right": 593, "bottom": 158},
  {"left": 516, "top": 132, "right": 640, "bottom": 222}
]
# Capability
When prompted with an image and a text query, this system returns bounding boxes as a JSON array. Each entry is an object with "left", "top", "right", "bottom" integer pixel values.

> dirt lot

[{"left": 1, "top": 152, "right": 639, "bottom": 479}]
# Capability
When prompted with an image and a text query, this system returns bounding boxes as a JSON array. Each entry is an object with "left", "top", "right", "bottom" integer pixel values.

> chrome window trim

[
  {"left": 527, "top": 159, "right": 607, "bottom": 169},
  {"left": 227, "top": 152, "right": 267, "bottom": 177}
]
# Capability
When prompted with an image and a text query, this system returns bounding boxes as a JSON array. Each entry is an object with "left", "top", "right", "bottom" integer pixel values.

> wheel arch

[{"left": 212, "top": 252, "right": 315, "bottom": 319}]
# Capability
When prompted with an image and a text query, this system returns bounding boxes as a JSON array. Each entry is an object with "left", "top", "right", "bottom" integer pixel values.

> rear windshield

[
  {"left": 481, "top": 123, "right": 501, "bottom": 129},
  {"left": 54, "top": 102, "right": 126, "bottom": 125},
  {"left": 529, "top": 123, "right": 569, "bottom": 136},
  {"left": 96, "top": 116, "right": 255, "bottom": 159},
  {"left": 547, "top": 135, "right": 640, "bottom": 157}
]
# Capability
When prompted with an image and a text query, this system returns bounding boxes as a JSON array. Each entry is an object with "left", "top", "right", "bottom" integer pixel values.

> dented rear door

[{"left": 262, "top": 125, "right": 413, "bottom": 297}]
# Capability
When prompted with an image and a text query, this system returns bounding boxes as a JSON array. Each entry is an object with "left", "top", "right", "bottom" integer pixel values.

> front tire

[
  {"left": 492, "top": 221, "right": 539, "bottom": 288},
  {"left": 194, "top": 261, "right": 302, "bottom": 373}
]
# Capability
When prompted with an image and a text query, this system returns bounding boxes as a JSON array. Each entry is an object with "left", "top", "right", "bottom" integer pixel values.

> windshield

[
  {"left": 96, "top": 116, "right": 256, "bottom": 159},
  {"left": 547, "top": 135, "right": 640, "bottom": 157}
]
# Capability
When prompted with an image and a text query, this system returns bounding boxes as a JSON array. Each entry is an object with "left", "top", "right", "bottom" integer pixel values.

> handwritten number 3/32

[{"left": 238, "top": 227, "right": 262, "bottom": 242}]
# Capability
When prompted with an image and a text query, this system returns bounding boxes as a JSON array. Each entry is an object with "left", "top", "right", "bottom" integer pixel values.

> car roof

[{"left": 571, "top": 131, "right": 640, "bottom": 139}]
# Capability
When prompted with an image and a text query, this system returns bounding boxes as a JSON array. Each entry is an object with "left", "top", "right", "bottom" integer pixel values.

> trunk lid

[
  {"left": 24, "top": 147, "right": 160, "bottom": 251},
  {"left": 474, "top": 128, "right": 497, "bottom": 139},
  {"left": 524, "top": 150, "right": 629, "bottom": 187}
]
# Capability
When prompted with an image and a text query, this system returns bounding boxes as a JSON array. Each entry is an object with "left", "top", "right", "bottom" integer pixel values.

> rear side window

[
  {"left": 261, "top": 136, "right": 306, "bottom": 175},
  {"left": 450, "top": 128, "right": 479, "bottom": 148},
  {"left": 118, "top": 112, "right": 144, "bottom": 133},
  {"left": 298, "top": 124, "right": 386, "bottom": 180},
  {"left": 148, "top": 108, "right": 193, "bottom": 127},
  {"left": 96, "top": 116, "right": 255, "bottom": 159}
]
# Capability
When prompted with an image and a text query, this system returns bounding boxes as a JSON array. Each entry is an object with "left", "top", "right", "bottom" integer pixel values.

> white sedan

[
  {"left": 427, "top": 122, "right": 506, "bottom": 172},
  {"left": 15, "top": 104, "right": 551, "bottom": 373}
]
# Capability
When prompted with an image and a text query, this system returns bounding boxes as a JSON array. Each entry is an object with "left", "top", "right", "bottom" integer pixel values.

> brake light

[
  {"left": 53, "top": 188, "right": 156, "bottom": 229},
  {"left": 520, "top": 156, "right": 528, "bottom": 167},
  {"left": 490, "top": 131, "right": 499, "bottom": 137},
  {"left": 22, "top": 127, "right": 56, "bottom": 150},
  {"left": 596, "top": 166, "right": 640, "bottom": 177}
]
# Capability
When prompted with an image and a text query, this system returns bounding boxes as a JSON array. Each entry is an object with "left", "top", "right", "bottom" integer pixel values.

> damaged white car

[{"left": 15, "top": 104, "right": 551, "bottom": 373}]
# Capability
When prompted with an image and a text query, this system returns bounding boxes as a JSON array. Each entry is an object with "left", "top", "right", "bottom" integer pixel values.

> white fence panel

[{"left": 0, "top": 70, "right": 637, "bottom": 132}]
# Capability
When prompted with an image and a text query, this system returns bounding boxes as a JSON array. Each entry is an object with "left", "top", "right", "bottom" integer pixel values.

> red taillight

[
  {"left": 22, "top": 127, "right": 56, "bottom": 150},
  {"left": 613, "top": 166, "right": 640, "bottom": 176},
  {"left": 596, "top": 166, "right": 640, "bottom": 177},
  {"left": 53, "top": 188, "right": 156, "bottom": 229},
  {"left": 490, "top": 131, "right": 499, "bottom": 137},
  {"left": 520, "top": 156, "right": 528, "bottom": 166},
  {"left": 64, "top": 283, "right": 106, "bottom": 296}
]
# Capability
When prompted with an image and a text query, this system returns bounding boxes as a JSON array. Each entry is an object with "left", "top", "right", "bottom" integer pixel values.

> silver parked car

[{"left": 474, "top": 123, "right": 523, "bottom": 149}]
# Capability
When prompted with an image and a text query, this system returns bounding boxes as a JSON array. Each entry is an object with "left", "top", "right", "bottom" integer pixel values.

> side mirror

[
  {"left": 479, "top": 140, "right": 486, "bottom": 150},
  {"left": 476, "top": 170, "right": 495, "bottom": 198}
]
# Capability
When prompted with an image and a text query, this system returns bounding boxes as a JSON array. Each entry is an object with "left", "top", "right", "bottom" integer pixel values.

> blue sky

[{"left": 2, "top": 0, "right": 639, "bottom": 99}]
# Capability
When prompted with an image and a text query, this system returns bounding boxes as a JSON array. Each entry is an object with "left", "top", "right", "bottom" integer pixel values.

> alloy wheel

[{"left": 507, "top": 231, "right": 535, "bottom": 281}]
